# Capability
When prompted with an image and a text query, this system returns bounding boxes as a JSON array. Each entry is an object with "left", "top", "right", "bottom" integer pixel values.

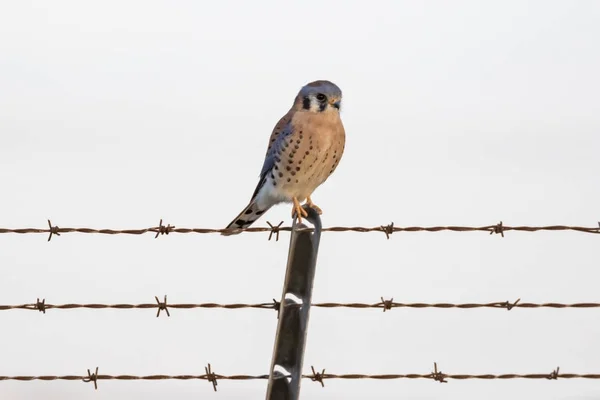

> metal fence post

[{"left": 266, "top": 206, "right": 322, "bottom": 400}]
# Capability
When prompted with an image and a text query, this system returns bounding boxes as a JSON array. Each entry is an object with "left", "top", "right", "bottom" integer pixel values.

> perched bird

[{"left": 223, "top": 80, "right": 346, "bottom": 234}]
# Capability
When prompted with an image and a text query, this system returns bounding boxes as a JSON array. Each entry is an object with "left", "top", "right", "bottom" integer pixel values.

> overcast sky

[{"left": 1, "top": 1, "right": 599, "bottom": 399}]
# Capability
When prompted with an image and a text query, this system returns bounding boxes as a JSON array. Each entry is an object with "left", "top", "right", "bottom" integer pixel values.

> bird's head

[{"left": 294, "top": 80, "right": 342, "bottom": 114}]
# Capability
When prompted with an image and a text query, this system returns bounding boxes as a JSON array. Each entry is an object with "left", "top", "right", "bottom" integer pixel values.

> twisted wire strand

[
  {"left": 0, "top": 220, "right": 598, "bottom": 241},
  {"left": 2, "top": 298, "right": 600, "bottom": 313},
  {"left": 1, "top": 368, "right": 597, "bottom": 385}
]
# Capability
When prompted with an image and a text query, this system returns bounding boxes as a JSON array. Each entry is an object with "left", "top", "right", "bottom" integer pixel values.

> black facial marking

[
  {"left": 319, "top": 102, "right": 327, "bottom": 112},
  {"left": 303, "top": 96, "right": 311, "bottom": 110}
]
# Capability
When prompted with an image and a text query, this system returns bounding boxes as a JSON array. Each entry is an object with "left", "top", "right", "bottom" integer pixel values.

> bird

[{"left": 222, "top": 80, "right": 346, "bottom": 234}]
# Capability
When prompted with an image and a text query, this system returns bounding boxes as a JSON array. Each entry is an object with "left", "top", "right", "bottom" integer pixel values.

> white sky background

[{"left": 1, "top": 1, "right": 599, "bottom": 399}]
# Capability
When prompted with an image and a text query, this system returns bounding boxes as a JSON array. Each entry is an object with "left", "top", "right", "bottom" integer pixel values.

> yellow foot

[
  {"left": 292, "top": 197, "right": 309, "bottom": 223},
  {"left": 306, "top": 196, "right": 323, "bottom": 215}
]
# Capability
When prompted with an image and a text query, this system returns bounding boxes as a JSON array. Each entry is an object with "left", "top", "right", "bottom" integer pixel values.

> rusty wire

[
  {"left": 2, "top": 297, "right": 600, "bottom": 314},
  {"left": 0, "top": 220, "right": 598, "bottom": 241},
  {"left": 0, "top": 364, "right": 597, "bottom": 391}
]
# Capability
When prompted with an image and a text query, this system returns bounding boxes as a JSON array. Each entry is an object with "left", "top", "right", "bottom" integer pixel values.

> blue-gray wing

[{"left": 251, "top": 113, "right": 295, "bottom": 199}]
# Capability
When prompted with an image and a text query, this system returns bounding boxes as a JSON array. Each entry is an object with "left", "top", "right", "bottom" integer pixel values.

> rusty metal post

[{"left": 266, "top": 206, "right": 322, "bottom": 400}]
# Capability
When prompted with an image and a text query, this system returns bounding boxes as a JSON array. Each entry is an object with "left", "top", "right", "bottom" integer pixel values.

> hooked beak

[{"left": 330, "top": 98, "right": 341, "bottom": 109}]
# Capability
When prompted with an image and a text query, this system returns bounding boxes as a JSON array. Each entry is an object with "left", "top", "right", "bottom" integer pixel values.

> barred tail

[{"left": 222, "top": 199, "right": 271, "bottom": 235}]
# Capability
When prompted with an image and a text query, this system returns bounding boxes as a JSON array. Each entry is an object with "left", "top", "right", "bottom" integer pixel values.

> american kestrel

[{"left": 223, "top": 80, "right": 346, "bottom": 234}]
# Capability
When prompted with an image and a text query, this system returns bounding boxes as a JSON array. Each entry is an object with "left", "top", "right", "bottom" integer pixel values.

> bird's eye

[{"left": 316, "top": 93, "right": 326, "bottom": 102}]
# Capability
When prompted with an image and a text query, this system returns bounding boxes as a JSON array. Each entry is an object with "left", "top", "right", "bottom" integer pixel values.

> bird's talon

[
  {"left": 306, "top": 196, "right": 323, "bottom": 215},
  {"left": 292, "top": 197, "right": 308, "bottom": 223}
]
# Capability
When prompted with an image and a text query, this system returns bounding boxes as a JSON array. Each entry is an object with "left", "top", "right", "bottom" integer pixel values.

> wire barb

[
  {"left": 505, "top": 298, "right": 521, "bottom": 310},
  {"left": 548, "top": 367, "right": 560, "bottom": 380},
  {"left": 205, "top": 363, "right": 218, "bottom": 391},
  {"left": 310, "top": 366, "right": 326, "bottom": 387},
  {"left": 272, "top": 298, "right": 281, "bottom": 319},
  {"left": 154, "top": 219, "right": 174, "bottom": 239},
  {"left": 381, "top": 297, "right": 394, "bottom": 312},
  {"left": 266, "top": 221, "right": 284, "bottom": 241},
  {"left": 35, "top": 298, "right": 46, "bottom": 314},
  {"left": 381, "top": 222, "right": 394, "bottom": 239},
  {"left": 155, "top": 295, "right": 170, "bottom": 317},
  {"left": 47, "top": 219, "right": 60, "bottom": 242},
  {"left": 82, "top": 367, "right": 99, "bottom": 390},
  {"left": 490, "top": 221, "right": 505, "bottom": 237},
  {"left": 431, "top": 362, "right": 447, "bottom": 383}
]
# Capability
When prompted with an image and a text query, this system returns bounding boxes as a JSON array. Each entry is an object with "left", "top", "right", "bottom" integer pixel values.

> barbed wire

[
  {"left": 0, "top": 220, "right": 598, "bottom": 241},
  {"left": 1, "top": 364, "right": 597, "bottom": 391},
  {"left": 2, "top": 297, "right": 600, "bottom": 315}
]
